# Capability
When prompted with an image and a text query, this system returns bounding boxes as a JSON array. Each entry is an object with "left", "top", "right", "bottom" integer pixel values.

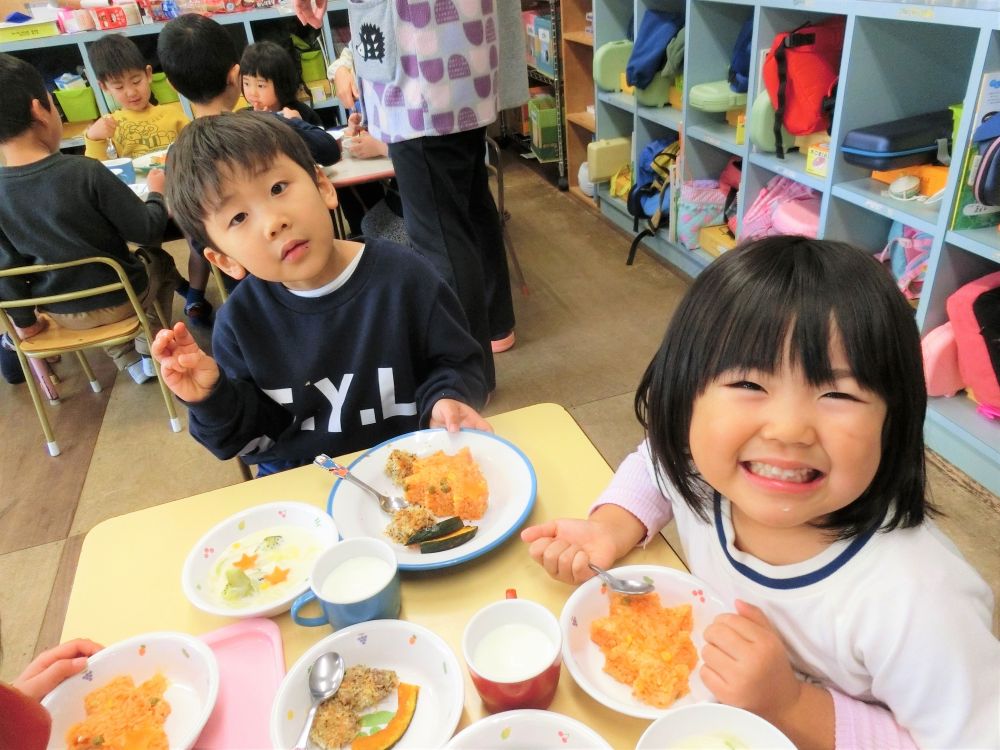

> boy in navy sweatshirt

[{"left": 151, "top": 112, "right": 490, "bottom": 476}]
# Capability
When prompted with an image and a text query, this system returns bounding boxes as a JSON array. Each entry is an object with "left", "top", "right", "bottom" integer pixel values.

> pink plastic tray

[{"left": 195, "top": 618, "right": 286, "bottom": 749}]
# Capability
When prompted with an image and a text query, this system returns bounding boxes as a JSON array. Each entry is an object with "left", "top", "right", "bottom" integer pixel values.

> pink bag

[
  {"left": 946, "top": 270, "right": 1000, "bottom": 413},
  {"left": 921, "top": 322, "right": 964, "bottom": 397},
  {"left": 739, "top": 175, "right": 817, "bottom": 240},
  {"left": 772, "top": 195, "right": 821, "bottom": 237}
]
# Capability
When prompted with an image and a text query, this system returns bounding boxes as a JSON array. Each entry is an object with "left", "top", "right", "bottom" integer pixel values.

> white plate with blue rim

[
  {"left": 269, "top": 619, "right": 464, "bottom": 749},
  {"left": 326, "top": 428, "right": 537, "bottom": 571}
]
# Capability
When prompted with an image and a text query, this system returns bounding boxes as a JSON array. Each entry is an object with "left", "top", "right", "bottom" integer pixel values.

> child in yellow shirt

[{"left": 84, "top": 34, "right": 189, "bottom": 160}]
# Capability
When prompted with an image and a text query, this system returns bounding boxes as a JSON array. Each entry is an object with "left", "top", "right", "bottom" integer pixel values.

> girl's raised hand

[
  {"left": 521, "top": 519, "right": 619, "bottom": 584},
  {"left": 150, "top": 321, "right": 220, "bottom": 403}
]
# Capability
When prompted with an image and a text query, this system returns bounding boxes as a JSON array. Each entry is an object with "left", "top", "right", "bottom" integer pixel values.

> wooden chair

[
  {"left": 0, "top": 256, "right": 182, "bottom": 456},
  {"left": 486, "top": 136, "right": 529, "bottom": 295}
]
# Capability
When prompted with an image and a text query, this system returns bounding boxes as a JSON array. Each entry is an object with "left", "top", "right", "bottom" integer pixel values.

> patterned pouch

[
  {"left": 348, "top": 0, "right": 397, "bottom": 83},
  {"left": 677, "top": 180, "right": 726, "bottom": 250}
]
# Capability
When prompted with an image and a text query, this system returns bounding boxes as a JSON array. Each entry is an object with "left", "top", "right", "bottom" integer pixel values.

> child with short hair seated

[
  {"left": 151, "top": 112, "right": 489, "bottom": 476},
  {"left": 0, "top": 54, "right": 177, "bottom": 384},
  {"left": 241, "top": 40, "right": 323, "bottom": 127},
  {"left": 522, "top": 237, "right": 999, "bottom": 749},
  {"left": 83, "top": 33, "right": 189, "bottom": 161}
]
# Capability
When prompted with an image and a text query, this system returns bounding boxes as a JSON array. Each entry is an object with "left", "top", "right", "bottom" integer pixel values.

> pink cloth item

[
  {"left": 739, "top": 175, "right": 817, "bottom": 240},
  {"left": 589, "top": 447, "right": 672, "bottom": 545},
  {"left": 921, "top": 322, "right": 964, "bottom": 397},
  {"left": 831, "top": 688, "right": 918, "bottom": 750}
]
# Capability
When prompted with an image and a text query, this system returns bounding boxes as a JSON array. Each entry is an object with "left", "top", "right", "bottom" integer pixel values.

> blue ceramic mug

[{"left": 291, "top": 537, "right": 400, "bottom": 630}]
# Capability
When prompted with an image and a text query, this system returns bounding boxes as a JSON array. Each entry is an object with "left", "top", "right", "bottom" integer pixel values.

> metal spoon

[
  {"left": 294, "top": 651, "right": 346, "bottom": 750},
  {"left": 314, "top": 454, "right": 409, "bottom": 514},
  {"left": 588, "top": 563, "right": 655, "bottom": 595}
]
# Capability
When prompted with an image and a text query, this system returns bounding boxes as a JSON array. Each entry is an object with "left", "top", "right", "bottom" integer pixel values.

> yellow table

[{"left": 62, "top": 403, "right": 685, "bottom": 748}]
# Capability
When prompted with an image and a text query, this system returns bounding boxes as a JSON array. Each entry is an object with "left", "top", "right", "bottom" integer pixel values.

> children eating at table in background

[
  {"left": 240, "top": 40, "right": 324, "bottom": 127},
  {"left": 522, "top": 237, "right": 1000, "bottom": 749},
  {"left": 83, "top": 34, "right": 189, "bottom": 161},
  {"left": 0, "top": 53, "right": 180, "bottom": 385},
  {"left": 151, "top": 112, "right": 490, "bottom": 477}
]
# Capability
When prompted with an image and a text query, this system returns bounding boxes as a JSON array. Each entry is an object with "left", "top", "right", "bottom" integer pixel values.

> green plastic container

[
  {"left": 54, "top": 87, "right": 99, "bottom": 123},
  {"left": 150, "top": 72, "right": 180, "bottom": 104},
  {"left": 300, "top": 50, "right": 327, "bottom": 84}
]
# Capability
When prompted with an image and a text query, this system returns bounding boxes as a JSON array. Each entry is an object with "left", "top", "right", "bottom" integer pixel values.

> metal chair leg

[
  {"left": 148, "top": 353, "right": 183, "bottom": 433},
  {"left": 210, "top": 264, "right": 230, "bottom": 303},
  {"left": 75, "top": 351, "right": 102, "bottom": 393},
  {"left": 237, "top": 460, "right": 253, "bottom": 482},
  {"left": 18, "top": 351, "right": 60, "bottom": 456}
]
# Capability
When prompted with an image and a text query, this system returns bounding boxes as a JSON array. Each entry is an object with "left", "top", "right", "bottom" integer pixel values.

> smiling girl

[
  {"left": 522, "top": 237, "right": 999, "bottom": 749},
  {"left": 240, "top": 41, "right": 323, "bottom": 127}
]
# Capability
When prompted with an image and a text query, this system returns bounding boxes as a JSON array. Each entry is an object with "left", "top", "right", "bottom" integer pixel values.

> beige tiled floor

[{"left": 1, "top": 155, "right": 997, "bottom": 685}]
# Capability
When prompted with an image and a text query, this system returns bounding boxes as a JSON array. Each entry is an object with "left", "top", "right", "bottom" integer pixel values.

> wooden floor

[{"left": 1, "top": 155, "right": 997, "bottom": 683}]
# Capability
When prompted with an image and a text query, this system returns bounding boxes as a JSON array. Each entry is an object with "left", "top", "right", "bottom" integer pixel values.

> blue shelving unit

[{"left": 591, "top": 0, "right": 1000, "bottom": 495}]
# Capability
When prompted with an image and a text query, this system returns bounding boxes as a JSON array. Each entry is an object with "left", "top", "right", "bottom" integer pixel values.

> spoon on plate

[
  {"left": 294, "top": 651, "right": 346, "bottom": 750},
  {"left": 588, "top": 563, "right": 655, "bottom": 595},
  {"left": 314, "top": 454, "right": 409, "bottom": 514}
]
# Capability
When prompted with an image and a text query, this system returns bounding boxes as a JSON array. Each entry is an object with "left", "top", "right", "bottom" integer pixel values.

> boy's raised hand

[
  {"left": 151, "top": 321, "right": 220, "bottom": 403},
  {"left": 521, "top": 519, "right": 620, "bottom": 584},
  {"left": 86, "top": 114, "right": 117, "bottom": 141},
  {"left": 146, "top": 168, "right": 166, "bottom": 194},
  {"left": 429, "top": 398, "right": 492, "bottom": 433}
]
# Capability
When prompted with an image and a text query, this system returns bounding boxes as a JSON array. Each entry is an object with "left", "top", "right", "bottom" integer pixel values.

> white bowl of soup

[
  {"left": 181, "top": 501, "right": 338, "bottom": 619},
  {"left": 636, "top": 704, "right": 795, "bottom": 749}
]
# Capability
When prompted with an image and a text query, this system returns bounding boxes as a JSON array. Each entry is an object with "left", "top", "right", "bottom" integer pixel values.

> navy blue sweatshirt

[{"left": 187, "top": 239, "right": 487, "bottom": 466}]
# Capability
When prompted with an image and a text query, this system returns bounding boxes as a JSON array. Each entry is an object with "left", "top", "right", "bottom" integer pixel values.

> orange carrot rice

[
  {"left": 590, "top": 590, "right": 697, "bottom": 708},
  {"left": 66, "top": 673, "right": 170, "bottom": 750},
  {"left": 397, "top": 447, "right": 489, "bottom": 520}
]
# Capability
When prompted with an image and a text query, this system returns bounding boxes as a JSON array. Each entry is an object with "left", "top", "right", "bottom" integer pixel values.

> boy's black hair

[
  {"left": 88, "top": 33, "right": 147, "bottom": 83},
  {"left": 166, "top": 111, "right": 318, "bottom": 250},
  {"left": 0, "top": 54, "right": 51, "bottom": 143},
  {"left": 157, "top": 14, "right": 238, "bottom": 104},
  {"left": 636, "top": 236, "right": 931, "bottom": 539},
  {"left": 240, "top": 41, "right": 304, "bottom": 110}
]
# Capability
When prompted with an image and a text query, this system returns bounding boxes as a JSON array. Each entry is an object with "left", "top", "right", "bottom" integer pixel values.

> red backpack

[{"left": 762, "top": 17, "right": 846, "bottom": 158}]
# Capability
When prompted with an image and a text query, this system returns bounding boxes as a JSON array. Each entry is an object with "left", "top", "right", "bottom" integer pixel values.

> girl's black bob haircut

[
  {"left": 240, "top": 41, "right": 305, "bottom": 110},
  {"left": 636, "top": 236, "right": 931, "bottom": 539}
]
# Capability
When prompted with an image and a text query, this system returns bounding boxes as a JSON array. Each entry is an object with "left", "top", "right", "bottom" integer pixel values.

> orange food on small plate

[
  {"left": 395, "top": 447, "right": 488, "bottom": 520},
  {"left": 66, "top": 673, "right": 170, "bottom": 749},
  {"left": 590, "top": 591, "right": 696, "bottom": 708}
]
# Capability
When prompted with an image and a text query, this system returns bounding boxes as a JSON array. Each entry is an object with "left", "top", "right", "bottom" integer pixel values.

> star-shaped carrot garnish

[
  {"left": 264, "top": 566, "right": 290, "bottom": 585},
  {"left": 233, "top": 553, "right": 258, "bottom": 570}
]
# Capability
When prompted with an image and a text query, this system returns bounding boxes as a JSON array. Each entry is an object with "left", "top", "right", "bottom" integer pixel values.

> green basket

[
  {"left": 299, "top": 50, "right": 327, "bottom": 85},
  {"left": 54, "top": 87, "right": 99, "bottom": 123},
  {"left": 150, "top": 72, "right": 180, "bottom": 104}
]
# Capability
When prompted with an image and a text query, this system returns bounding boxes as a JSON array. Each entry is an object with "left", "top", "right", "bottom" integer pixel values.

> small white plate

[
  {"left": 269, "top": 619, "right": 464, "bottom": 749},
  {"left": 636, "top": 704, "right": 796, "bottom": 749},
  {"left": 41, "top": 631, "right": 219, "bottom": 750},
  {"left": 327, "top": 429, "right": 537, "bottom": 571},
  {"left": 445, "top": 710, "right": 612, "bottom": 749},
  {"left": 560, "top": 566, "right": 729, "bottom": 719},
  {"left": 181, "top": 501, "right": 338, "bottom": 619}
]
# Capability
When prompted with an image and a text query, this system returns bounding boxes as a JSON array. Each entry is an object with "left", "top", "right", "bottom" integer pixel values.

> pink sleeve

[
  {"left": 831, "top": 688, "right": 918, "bottom": 750},
  {"left": 588, "top": 447, "right": 673, "bottom": 545}
]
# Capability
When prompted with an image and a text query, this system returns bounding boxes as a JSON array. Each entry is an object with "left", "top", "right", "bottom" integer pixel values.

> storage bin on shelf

[
  {"left": 529, "top": 94, "right": 559, "bottom": 162},
  {"left": 54, "top": 87, "right": 99, "bottom": 123},
  {"left": 150, "top": 72, "right": 179, "bottom": 104}
]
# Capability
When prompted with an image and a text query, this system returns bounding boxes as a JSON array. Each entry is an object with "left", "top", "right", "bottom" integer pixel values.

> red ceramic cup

[{"left": 461, "top": 593, "right": 563, "bottom": 713}]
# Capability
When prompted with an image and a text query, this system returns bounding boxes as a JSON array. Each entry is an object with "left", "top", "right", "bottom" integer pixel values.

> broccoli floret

[
  {"left": 222, "top": 567, "right": 254, "bottom": 600},
  {"left": 255, "top": 535, "right": 284, "bottom": 553}
]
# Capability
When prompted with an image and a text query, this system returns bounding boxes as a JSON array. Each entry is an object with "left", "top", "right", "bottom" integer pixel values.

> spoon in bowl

[
  {"left": 314, "top": 454, "right": 409, "bottom": 514},
  {"left": 588, "top": 563, "right": 655, "bottom": 595},
  {"left": 294, "top": 651, "right": 346, "bottom": 750}
]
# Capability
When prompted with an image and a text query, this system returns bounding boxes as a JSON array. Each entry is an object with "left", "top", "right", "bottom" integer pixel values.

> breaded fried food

[
  {"left": 590, "top": 591, "right": 696, "bottom": 708},
  {"left": 309, "top": 699, "right": 358, "bottom": 750},
  {"left": 386, "top": 450, "right": 417, "bottom": 484},
  {"left": 384, "top": 505, "right": 437, "bottom": 544},
  {"left": 335, "top": 665, "right": 399, "bottom": 711},
  {"left": 400, "top": 447, "right": 488, "bottom": 520}
]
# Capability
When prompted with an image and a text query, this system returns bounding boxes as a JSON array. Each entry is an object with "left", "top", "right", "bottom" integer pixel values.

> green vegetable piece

[
  {"left": 255, "top": 535, "right": 284, "bottom": 553},
  {"left": 404, "top": 516, "right": 464, "bottom": 545},
  {"left": 222, "top": 567, "right": 254, "bottom": 600},
  {"left": 419, "top": 525, "right": 477, "bottom": 554}
]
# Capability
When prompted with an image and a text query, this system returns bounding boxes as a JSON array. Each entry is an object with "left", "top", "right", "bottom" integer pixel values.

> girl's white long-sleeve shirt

[{"left": 592, "top": 442, "right": 1000, "bottom": 749}]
